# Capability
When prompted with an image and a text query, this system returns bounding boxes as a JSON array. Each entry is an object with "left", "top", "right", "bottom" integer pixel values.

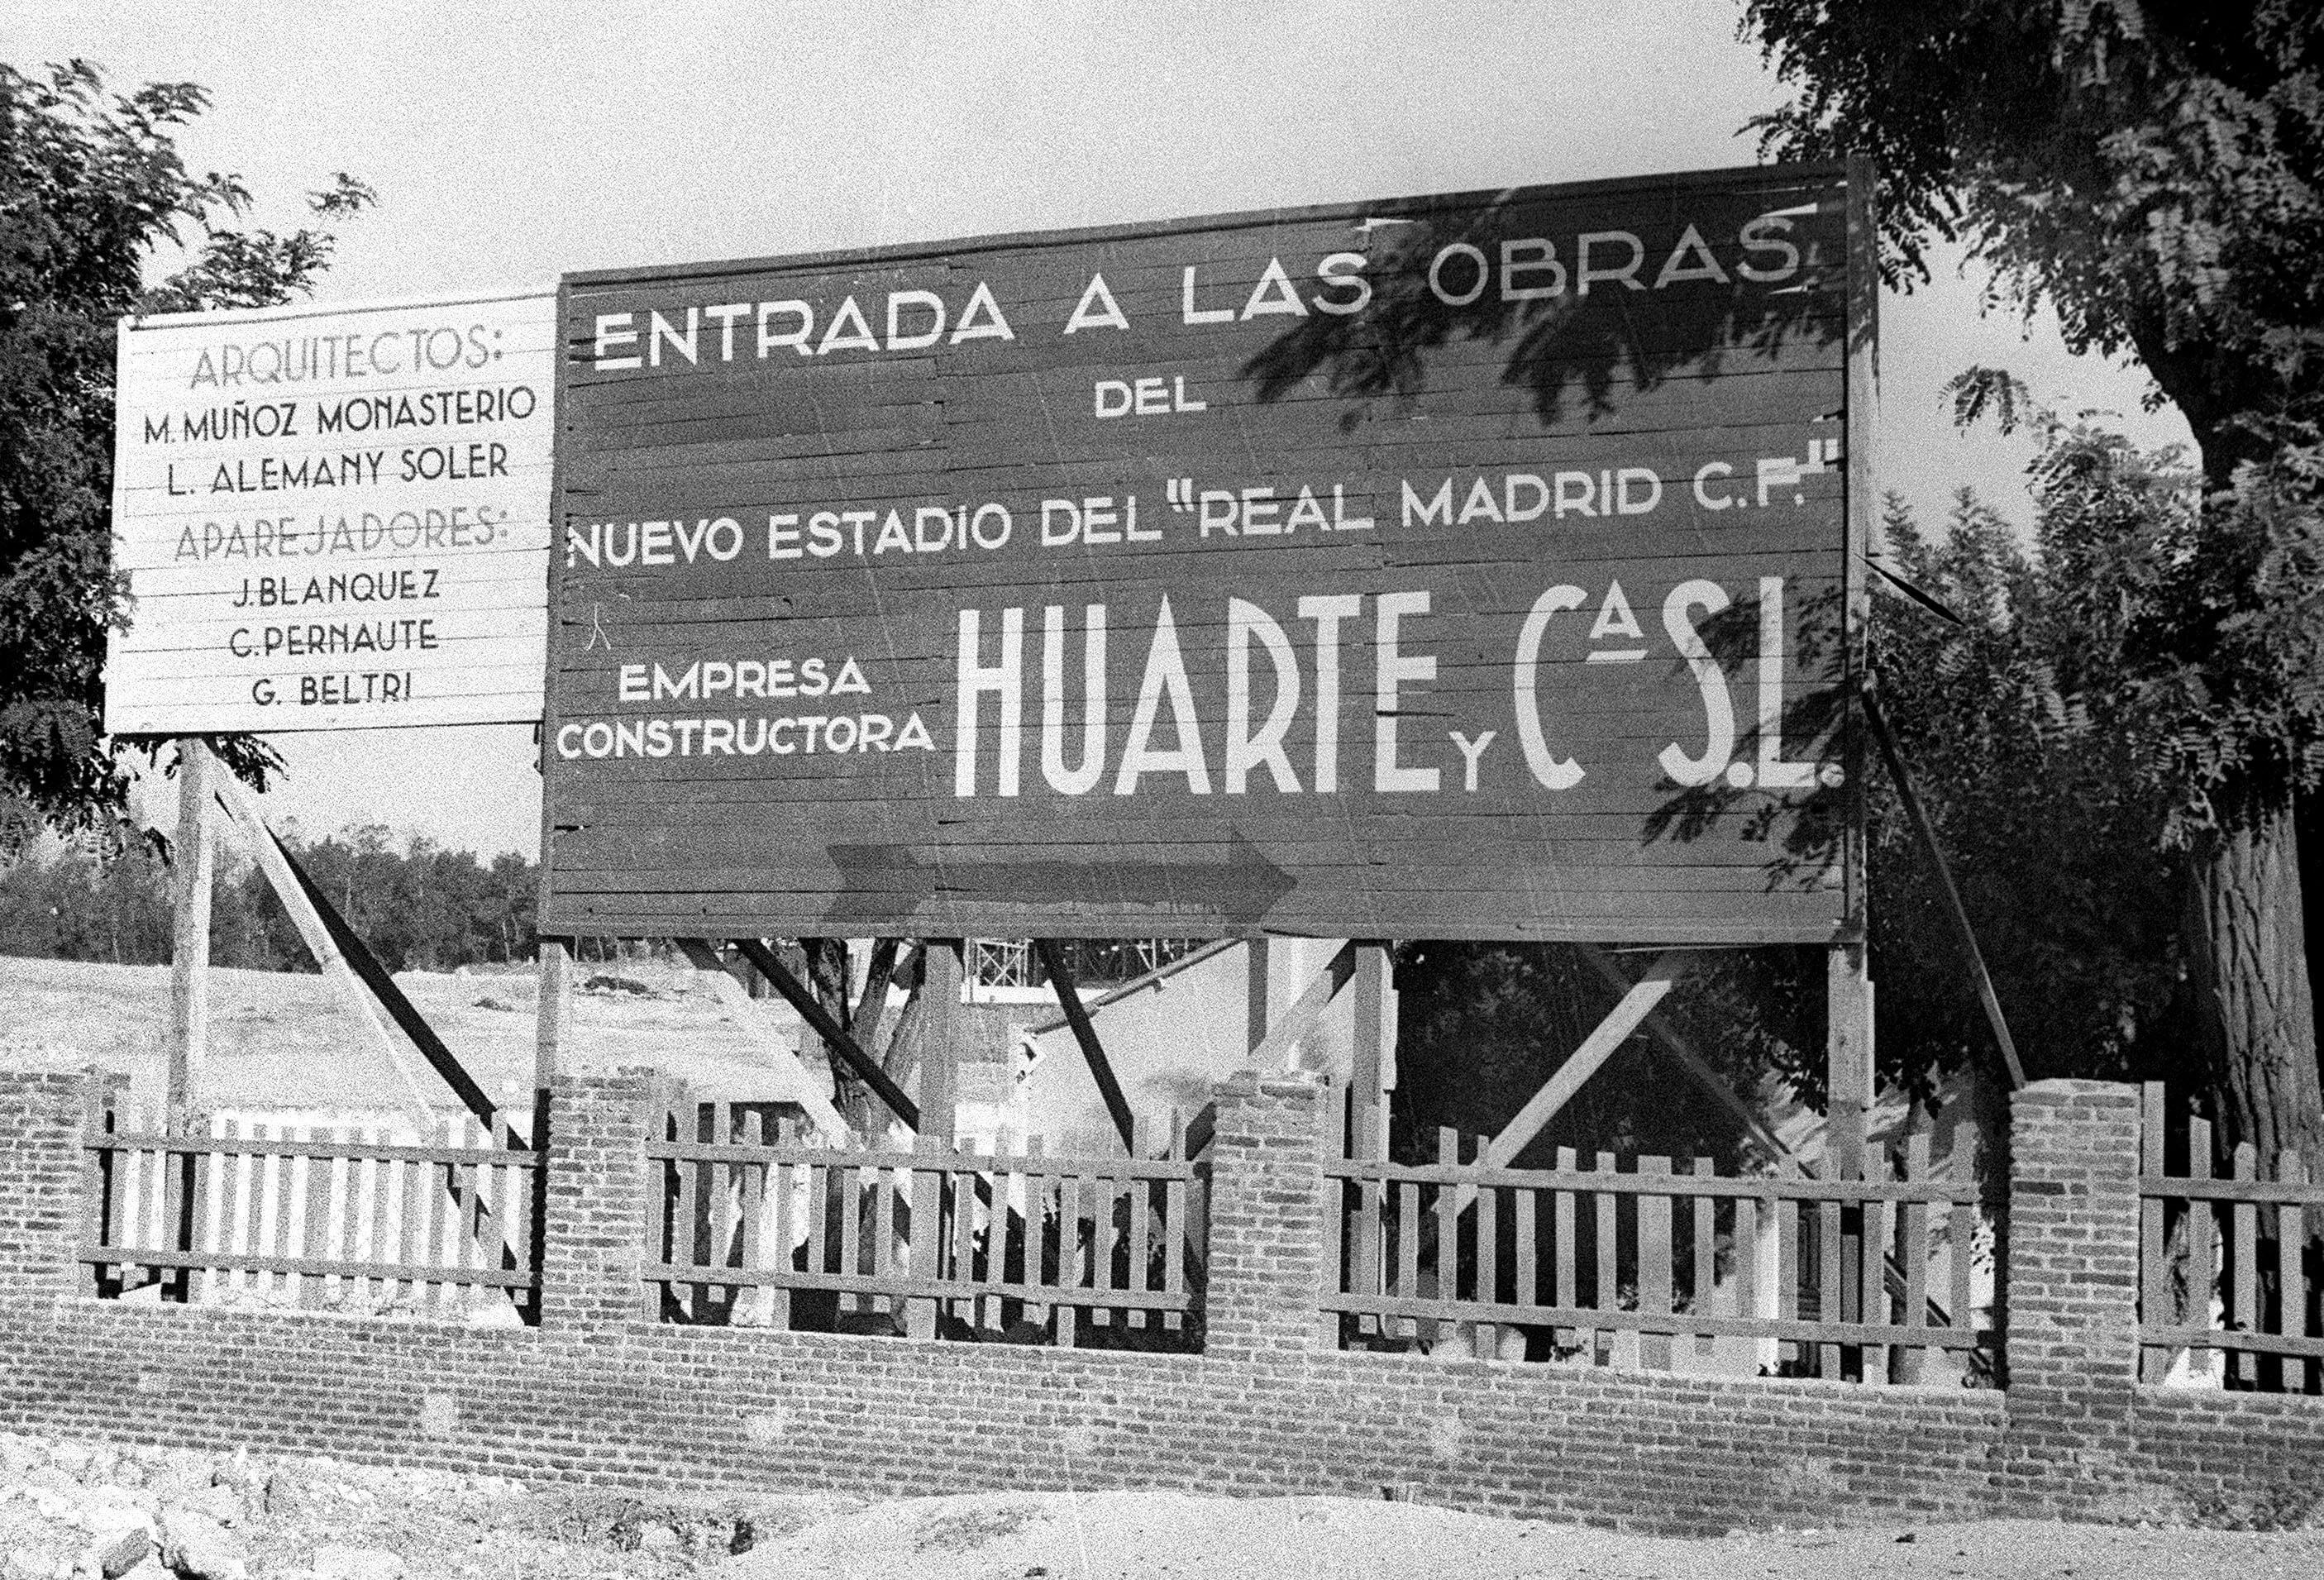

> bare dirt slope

[
  {"left": 2, "top": 1433, "right": 2319, "bottom": 1580},
  {"left": 0, "top": 955, "right": 803, "bottom": 1111}
]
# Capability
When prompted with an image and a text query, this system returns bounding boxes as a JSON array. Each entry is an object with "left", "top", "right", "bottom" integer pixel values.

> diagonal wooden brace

[
  {"left": 1449, "top": 951, "right": 1688, "bottom": 1215},
  {"left": 1033, "top": 940, "right": 1135, "bottom": 1153},
  {"left": 733, "top": 938, "right": 921, "bottom": 1131},
  {"left": 672, "top": 940, "right": 852, "bottom": 1142}
]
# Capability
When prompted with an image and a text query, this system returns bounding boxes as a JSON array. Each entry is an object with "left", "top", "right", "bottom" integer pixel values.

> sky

[{"left": 17, "top": 0, "right": 2191, "bottom": 861}]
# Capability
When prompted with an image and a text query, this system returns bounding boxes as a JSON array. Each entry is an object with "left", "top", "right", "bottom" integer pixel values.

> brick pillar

[
  {"left": 1203, "top": 1070, "right": 1329, "bottom": 1358},
  {"left": 538, "top": 1068, "right": 656, "bottom": 1334},
  {"left": 2002, "top": 1078, "right": 2142, "bottom": 1511},
  {"left": 0, "top": 1071, "right": 109, "bottom": 1305}
]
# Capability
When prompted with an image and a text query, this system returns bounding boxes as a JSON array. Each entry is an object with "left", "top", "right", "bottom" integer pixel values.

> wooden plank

[
  {"left": 1691, "top": 1156, "right": 1716, "bottom": 1359},
  {"left": 84, "top": 1245, "right": 538, "bottom": 1288},
  {"left": 1034, "top": 940, "right": 1133, "bottom": 1152},
  {"left": 1475, "top": 1137, "right": 1500, "bottom": 1354},
  {"left": 1861, "top": 1172, "right": 1892, "bottom": 1386},
  {"left": 672, "top": 938, "right": 852, "bottom": 1142},
  {"left": 769, "top": 1155, "right": 795, "bottom": 1329},
  {"left": 905, "top": 1136, "right": 939, "bottom": 1338},
  {"left": 394, "top": 1141, "right": 420, "bottom": 1312},
  {"left": 1455, "top": 955, "right": 1688, "bottom": 1216},
  {"left": 2140, "top": 1082, "right": 2170, "bottom": 1381},
  {"left": 2188, "top": 1115, "right": 2217, "bottom": 1373},
  {"left": 1553, "top": 1146, "right": 1577, "bottom": 1315},
  {"left": 1249, "top": 943, "right": 1358, "bottom": 1070},
  {"left": 1396, "top": 1173, "right": 1421, "bottom": 1344},
  {"left": 1321, "top": 1292, "right": 1989, "bottom": 1351},
  {"left": 167, "top": 740, "right": 214, "bottom": 1120},
  {"left": 1575, "top": 944, "right": 1803, "bottom": 1176},
  {"left": 1326, "top": 1155, "right": 1988, "bottom": 1204},
  {"left": 1818, "top": 1197, "right": 1844, "bottom": 1377},
  {"left": 920, "top": 940, "right": 964, "bottom": 1143},
  {"left": 1596, "top": 1152, "right": 1628, "bottom": 1367},
  {"left": 1779, "top": 1193, "right": 1801, "bottom": 1372},
  {"left": 839, "top": 1155, "right": 866, "bottom": 1314},
  {"left": 733, "top": 937, "right": 919, "bottom": 1132},
  {"left": 78, "top": 1084, "right": 117, "bottom": 1295},
  {"left": 1948, "top": 1114, "right": 1977, "bottom": 1354},
  {"left": 2283, "top": 1153, "right": 2312, "bottom": 1393},
  {"left": 1638, "top": 1155, "right": 1672, "bottom": 1369},
  {"left": 1056, "top": 1162, "right": 1082, "bottom": 1348},
  {"left": 2232, "top": 1141, "right": 2259, "bottom": 1387},
  {"left": 1902, "top": 1131, "right": 1931, "bottom": 1384},
  {"left": 935, "top": 1143, "right": 966, "bottom": 1331},
  {"left": 1515, "top": 1180, "right": 1539, "bottom": 1314},
  {"left": 871, "top": 1147, "right": 899, "bottom": 1325}
]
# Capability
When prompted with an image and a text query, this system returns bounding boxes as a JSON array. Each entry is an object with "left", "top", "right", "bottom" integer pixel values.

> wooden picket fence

[
  {"left": 2139, "top": 1084, "right": 2324, "bottom": 1392},
  {"left": 1324, "top": 1100, "right": 1996, "bottom": 1382},
  {"left": 79, "top": 1087, "right": 540, "bottom": 1321},
  {"left": 642, "top": 1086, "right": 1204, "bottom": 1349}
]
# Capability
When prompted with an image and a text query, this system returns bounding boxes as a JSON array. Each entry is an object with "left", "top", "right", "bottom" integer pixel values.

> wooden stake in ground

[{"left": 167, "top": 738, "right": 214, "bottom": 1128}]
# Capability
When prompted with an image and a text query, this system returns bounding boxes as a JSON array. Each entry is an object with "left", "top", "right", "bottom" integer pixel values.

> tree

[
  {"left": 1742, "top": 0, "right": 2324, "bottom": 1164},
  {"left": 0, "top": 60, "right": 373, "bottom": 855}
]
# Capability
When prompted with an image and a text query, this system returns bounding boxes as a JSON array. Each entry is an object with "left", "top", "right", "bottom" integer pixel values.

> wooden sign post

[{"left": 166, "top": 738, "right": 213, "bottom": 1129}]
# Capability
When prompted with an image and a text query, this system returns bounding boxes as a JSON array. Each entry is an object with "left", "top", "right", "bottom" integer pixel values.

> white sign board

[{"left": 104, "top": 291, "right": 556, "bottom": 733}]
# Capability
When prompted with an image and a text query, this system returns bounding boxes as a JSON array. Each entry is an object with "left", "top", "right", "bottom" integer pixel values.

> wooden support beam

[
  {"left": 733, "top": 937, "right": 919, "bottom": 1131},
  {"left": 1453, "top": 952, "right": 1687, "bottom": 1211},
  {"left": 533, "top": 937, "right": 571, "bottom": 1148},
  {"left": 1250, "top": 940, "right": 1359, "bottom": 1070},
  {"left": 1826, "top": 943, "right": 1875, "bottom": 1181},
  {"left": 673, "top": 940, "right": 852, "bottom": 1142},
  {"left": 1033, "top": 940, "right": 1133, "bottom": 1153},
  {"left": 1574, "top": 943, "right": 1802, "bottom": 1176},
  {"left": 167, "top": 739, "right": 214, "bottom": 1127},
  {"left": 851, "top": 939, "right": 904, "bottom": 1065},
  {"left": 1020, "top": 939, "right": 1238, "bottom": 1038},
  {"left": 274, "top": 829, "right": 508, "bottom": 1138},
  {"left": 205, "top": 762, "right": 437, "bottom": 1138},
  {"left": 1245, "top": 936, "right": 1271, "bottom": 1056},
  {"left": 919, "top": 939, "right": 965, "bottom": 1142},
  {"left": 1861, "top": 683, "right": 2026, "bottom": 1089},
  {"left": 1350, "top": 943, "right": 1391, "bottom": 1158}
]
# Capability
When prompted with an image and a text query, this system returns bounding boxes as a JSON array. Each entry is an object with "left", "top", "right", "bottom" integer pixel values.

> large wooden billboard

[{"left": 542, "top": 162, "right": 1863, "bottom": 942}]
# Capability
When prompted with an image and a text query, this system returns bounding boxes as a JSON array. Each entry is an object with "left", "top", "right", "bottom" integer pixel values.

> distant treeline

[{"left": 0, "top": 825, "right": 538, "bottom": 974}]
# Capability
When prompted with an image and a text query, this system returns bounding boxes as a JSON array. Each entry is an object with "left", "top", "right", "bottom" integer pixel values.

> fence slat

[
  {"left": 1902, "top": 1130, "right": 1930, "bottom": 1384},
  {"left": 2187, "top": 1116, "right": 2217, "bottom": 1377},
  {"left": 2284, "top": 1154, "right": 2317, "bottom": 1394},
  {"left": 2139, "top": 1083, "right": 2169, "bottom": 1382},
  {"left": 1553, "top": 1146, "right": 1577, "bottom": 1330},
  {"left": 1056, "top": 1164, "right": 1082, "bottom": 1348},
  {"left": 1396, "top": 1172, "right": 1422, "bottom": 1345},
  {"left": 1691, "top": 1157, "right": 1716, "bottom": 1360},
  {"left": 1860, "top": 1158, "right": 1892, "bottom": 1387},
  {"left": 1817, "top": 1197, "right": 1842, "bottom": 1378},
  {"left": 1948, "top": 1113, "right": 1978, "bottom": 1367},
  {"left": 1638, "top": 1155, "right": 1671, "bottom": 1371},
  {"left": 1596, "top": 1153, "right": 1630, "bottom": 1368},
  {"left": 1475, "top": 1138, "right": 1500, "bottom": 1358},
  {"left": 2232, "top": 1142, "right": 2259, "bottom": 1389}
]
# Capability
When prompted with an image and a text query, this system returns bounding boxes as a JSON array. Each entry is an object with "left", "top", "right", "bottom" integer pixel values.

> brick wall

[{"left": 0, "top": 1068, "right": 2314, "bottom": 1534}]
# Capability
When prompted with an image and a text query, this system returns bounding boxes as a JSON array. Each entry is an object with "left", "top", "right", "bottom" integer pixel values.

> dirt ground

[
  {"left": 0, "top": 954, "right": 800, "bottom": 1112},
  {"left": 2, "top": 1432, "right": 2320, "bottom": 1580}
]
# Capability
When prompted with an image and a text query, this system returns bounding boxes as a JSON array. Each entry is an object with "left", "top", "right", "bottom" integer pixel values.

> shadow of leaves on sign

[
  {"left": 1236, "top": 193, "right": 1844, "bottom": 434},
  {"left": 1640, "top": 580, "right": 1850, "bottom": 892}
]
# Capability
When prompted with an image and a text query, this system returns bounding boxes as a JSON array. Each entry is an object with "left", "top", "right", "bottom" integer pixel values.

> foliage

[
  {"left": 0, "top": 824, "right": 538, "bottom": 973},
  {"left": 1863, "top": 461, "right": 2189, "bottom": 1096},
  {"left": 0, "top": 60, "right": 372, "bottom": 855},
  {"left": 1742, "top": 0, "right": 2323, "bottom": 474}
]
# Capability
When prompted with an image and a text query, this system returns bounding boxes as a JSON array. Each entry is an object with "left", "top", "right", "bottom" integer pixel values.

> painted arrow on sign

[{"left": 821, "top": 828, "right": 1296, "bottom": 931}]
